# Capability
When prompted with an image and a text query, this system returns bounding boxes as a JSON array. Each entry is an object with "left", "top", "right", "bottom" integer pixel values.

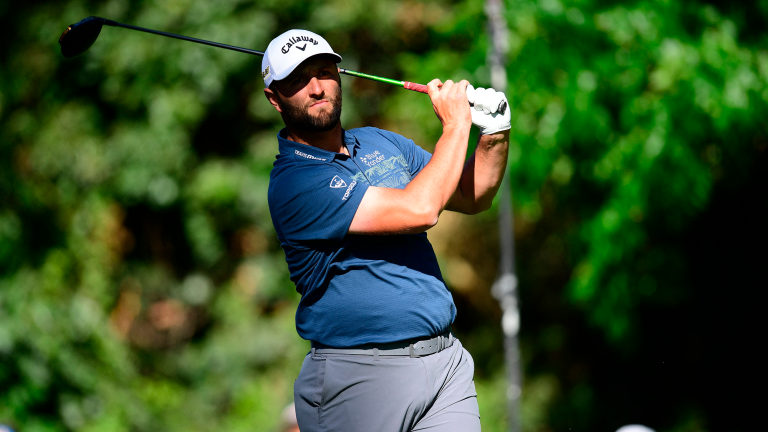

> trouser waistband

[{"left": 311, "top": 331, "right": 454, "bottom": 358}]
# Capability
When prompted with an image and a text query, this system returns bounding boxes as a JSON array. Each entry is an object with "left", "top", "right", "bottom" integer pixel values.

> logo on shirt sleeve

[
  {"left": 342, "top": 181, "right": 357, "bottom": 201},
  {"left": 330, "top": 175, "right": 347, "bottom": 188}
]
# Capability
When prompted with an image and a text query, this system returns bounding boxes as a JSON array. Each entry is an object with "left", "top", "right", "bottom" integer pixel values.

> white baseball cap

[{"left": 261, "top": 29, "right": 342, "bottom": 88}]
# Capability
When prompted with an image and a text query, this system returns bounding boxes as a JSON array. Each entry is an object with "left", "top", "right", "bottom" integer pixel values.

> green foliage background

[{"left": 1, "top": 0, "right": 766, "bottom": 431}]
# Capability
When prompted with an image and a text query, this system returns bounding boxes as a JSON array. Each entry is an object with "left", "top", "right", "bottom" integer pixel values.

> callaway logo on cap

[{"left": 262, "top": 29, "right": 342, "bottom": 87}]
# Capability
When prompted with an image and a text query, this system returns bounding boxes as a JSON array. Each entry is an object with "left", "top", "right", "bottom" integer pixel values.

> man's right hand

[{"left": 426, "top": 79, "right": 472, "bottom": 132}]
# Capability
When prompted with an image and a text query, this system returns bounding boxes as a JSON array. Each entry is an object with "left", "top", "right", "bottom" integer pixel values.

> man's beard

[{"left": 276, "top": 86, "right": 342, "bottom": 133}]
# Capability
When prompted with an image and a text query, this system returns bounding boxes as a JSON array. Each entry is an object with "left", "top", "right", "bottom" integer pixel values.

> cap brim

[{"left": 272, "top": 52, "right": 343, "bottom": 82}]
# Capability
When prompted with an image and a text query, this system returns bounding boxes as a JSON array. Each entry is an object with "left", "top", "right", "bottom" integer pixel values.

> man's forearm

[
  {"left": 473, "top": 130, "right": 509, "bottom": 209},
  {"left": 448, "top": 130, "right": 509, "bottom": 214},
  {"left": 348, "top": 78, "right": 474, "bottom": 235}
]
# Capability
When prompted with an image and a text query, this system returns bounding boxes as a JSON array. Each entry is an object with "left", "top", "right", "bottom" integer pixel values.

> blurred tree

[{"left": 0, "top": 0, "right": 766, "bottom": 431}]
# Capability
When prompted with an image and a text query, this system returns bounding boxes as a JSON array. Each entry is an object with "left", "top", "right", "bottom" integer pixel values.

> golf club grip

[
  {"left": 404, "top": 81, "right": 508, "bottom": 114},
  {"left": 403, "top": 82, "right": 428, "bottom": 93}
]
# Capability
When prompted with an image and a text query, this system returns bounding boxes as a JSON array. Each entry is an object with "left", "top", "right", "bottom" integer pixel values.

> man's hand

[
  {"left": 466, "top": 86, "right": 511, "bottom": 135},
  {"left": 427, "top": 79, "right": 472, "bottom": 131}
]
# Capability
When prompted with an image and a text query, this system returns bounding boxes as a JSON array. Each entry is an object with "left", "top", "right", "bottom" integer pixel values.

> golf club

[{"left": 58, "top": 16, "right": 506, "bottom": 114}]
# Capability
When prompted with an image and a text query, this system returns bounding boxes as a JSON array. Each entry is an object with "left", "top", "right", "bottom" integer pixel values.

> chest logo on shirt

[
  {"left": 360, "top": 151, "right": 385, "bottom": 167},
  {"left": 351, "top": 153, "right": 412, "bottom": 189},
  {"left": 330, "top": 175, "right": 347, "bottom": 188}
]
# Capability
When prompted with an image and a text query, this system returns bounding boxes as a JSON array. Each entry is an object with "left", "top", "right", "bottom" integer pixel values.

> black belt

[{"left": 311, "top": 331, "right": 454, "bottom": 358}]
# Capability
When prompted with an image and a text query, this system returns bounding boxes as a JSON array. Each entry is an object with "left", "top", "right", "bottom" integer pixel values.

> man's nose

[{"left": 307, "top": 76, "right": 323, "bottom": 96}]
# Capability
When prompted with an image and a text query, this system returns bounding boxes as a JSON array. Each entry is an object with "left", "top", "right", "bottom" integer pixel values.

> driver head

[{"left": 59, "top": 16, "right": 105, "bottom": 58}]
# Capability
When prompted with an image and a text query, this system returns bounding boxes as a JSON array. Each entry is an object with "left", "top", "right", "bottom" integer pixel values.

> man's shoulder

[{"left": 348, "top": 126, "right": 412, "bottom": 146}]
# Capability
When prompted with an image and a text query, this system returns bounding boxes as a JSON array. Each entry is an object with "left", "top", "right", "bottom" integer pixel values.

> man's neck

[{"left": 285, "top": 123, "right": 347, "bottom": 155}]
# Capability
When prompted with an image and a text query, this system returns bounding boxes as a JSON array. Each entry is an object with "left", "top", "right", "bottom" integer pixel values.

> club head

[{"left": 58, "top": 16, "right": 106, "bottom": 58}]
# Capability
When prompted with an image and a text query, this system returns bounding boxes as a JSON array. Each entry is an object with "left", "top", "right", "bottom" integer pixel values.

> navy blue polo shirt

[{"left": 268, "top": 127, "right": 456, "bottom": 347}]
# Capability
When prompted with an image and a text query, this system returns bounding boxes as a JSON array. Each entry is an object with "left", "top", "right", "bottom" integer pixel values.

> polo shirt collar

[
  {"left": 277, "top": 128, "right": 361, "bottom": 162},
  {"left": 343, "top": 129, "right": 360, "bottom": 156}
]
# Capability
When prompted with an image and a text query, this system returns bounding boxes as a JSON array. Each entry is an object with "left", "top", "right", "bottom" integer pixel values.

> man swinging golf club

[{"left": 264, "top": 29, "right": 510, "bottom": 432}]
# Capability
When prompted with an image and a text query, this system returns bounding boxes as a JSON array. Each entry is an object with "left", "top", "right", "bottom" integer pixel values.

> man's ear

[{"left": 264, "top": 87, "right": 283, "bottom": 113}]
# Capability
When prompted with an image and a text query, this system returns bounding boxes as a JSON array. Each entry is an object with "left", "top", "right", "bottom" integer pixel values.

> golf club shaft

[
  {"left": 105, "top": 20, "right": 265, "bottom": 56},
  {"left": 338, "top": 69, "right": 428, "bottom": 93},
  {"left": 103, "top": 19, "right": 428, "bottom": 93}
]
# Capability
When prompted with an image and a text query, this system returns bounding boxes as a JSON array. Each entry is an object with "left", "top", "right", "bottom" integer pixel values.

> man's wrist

[
  {"left": 479, "top": 129, "right": 509, "bottom": 145},
  {"left": 479, "top": 123, "right": 511, "bottom": 135},
  {"left": 442, "top": 123, "right": 472, "bottom": 136}
]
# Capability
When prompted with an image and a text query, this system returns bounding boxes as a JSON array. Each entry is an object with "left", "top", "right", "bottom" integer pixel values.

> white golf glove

[{"left": 466, "top": 85, "right": 511, "bottom": 135}]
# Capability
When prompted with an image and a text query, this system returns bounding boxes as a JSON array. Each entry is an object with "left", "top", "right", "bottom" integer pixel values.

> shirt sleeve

[{"left": 269, "top": 165, "right": 369, "bottom": 244}]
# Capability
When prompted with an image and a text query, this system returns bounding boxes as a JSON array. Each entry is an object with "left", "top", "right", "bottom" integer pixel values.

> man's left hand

[{"left": 466, "top": 85, "right": 511, "bottom": 135}]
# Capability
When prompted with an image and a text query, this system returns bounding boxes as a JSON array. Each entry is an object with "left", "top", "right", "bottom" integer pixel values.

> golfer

[{"left": 263, "top": 29, "right": 510, "bottom": 432}]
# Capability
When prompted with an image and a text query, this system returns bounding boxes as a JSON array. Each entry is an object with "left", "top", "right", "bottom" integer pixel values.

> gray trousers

[{"left": 294, "top": 338, "right": 480, "bottom": 432}]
